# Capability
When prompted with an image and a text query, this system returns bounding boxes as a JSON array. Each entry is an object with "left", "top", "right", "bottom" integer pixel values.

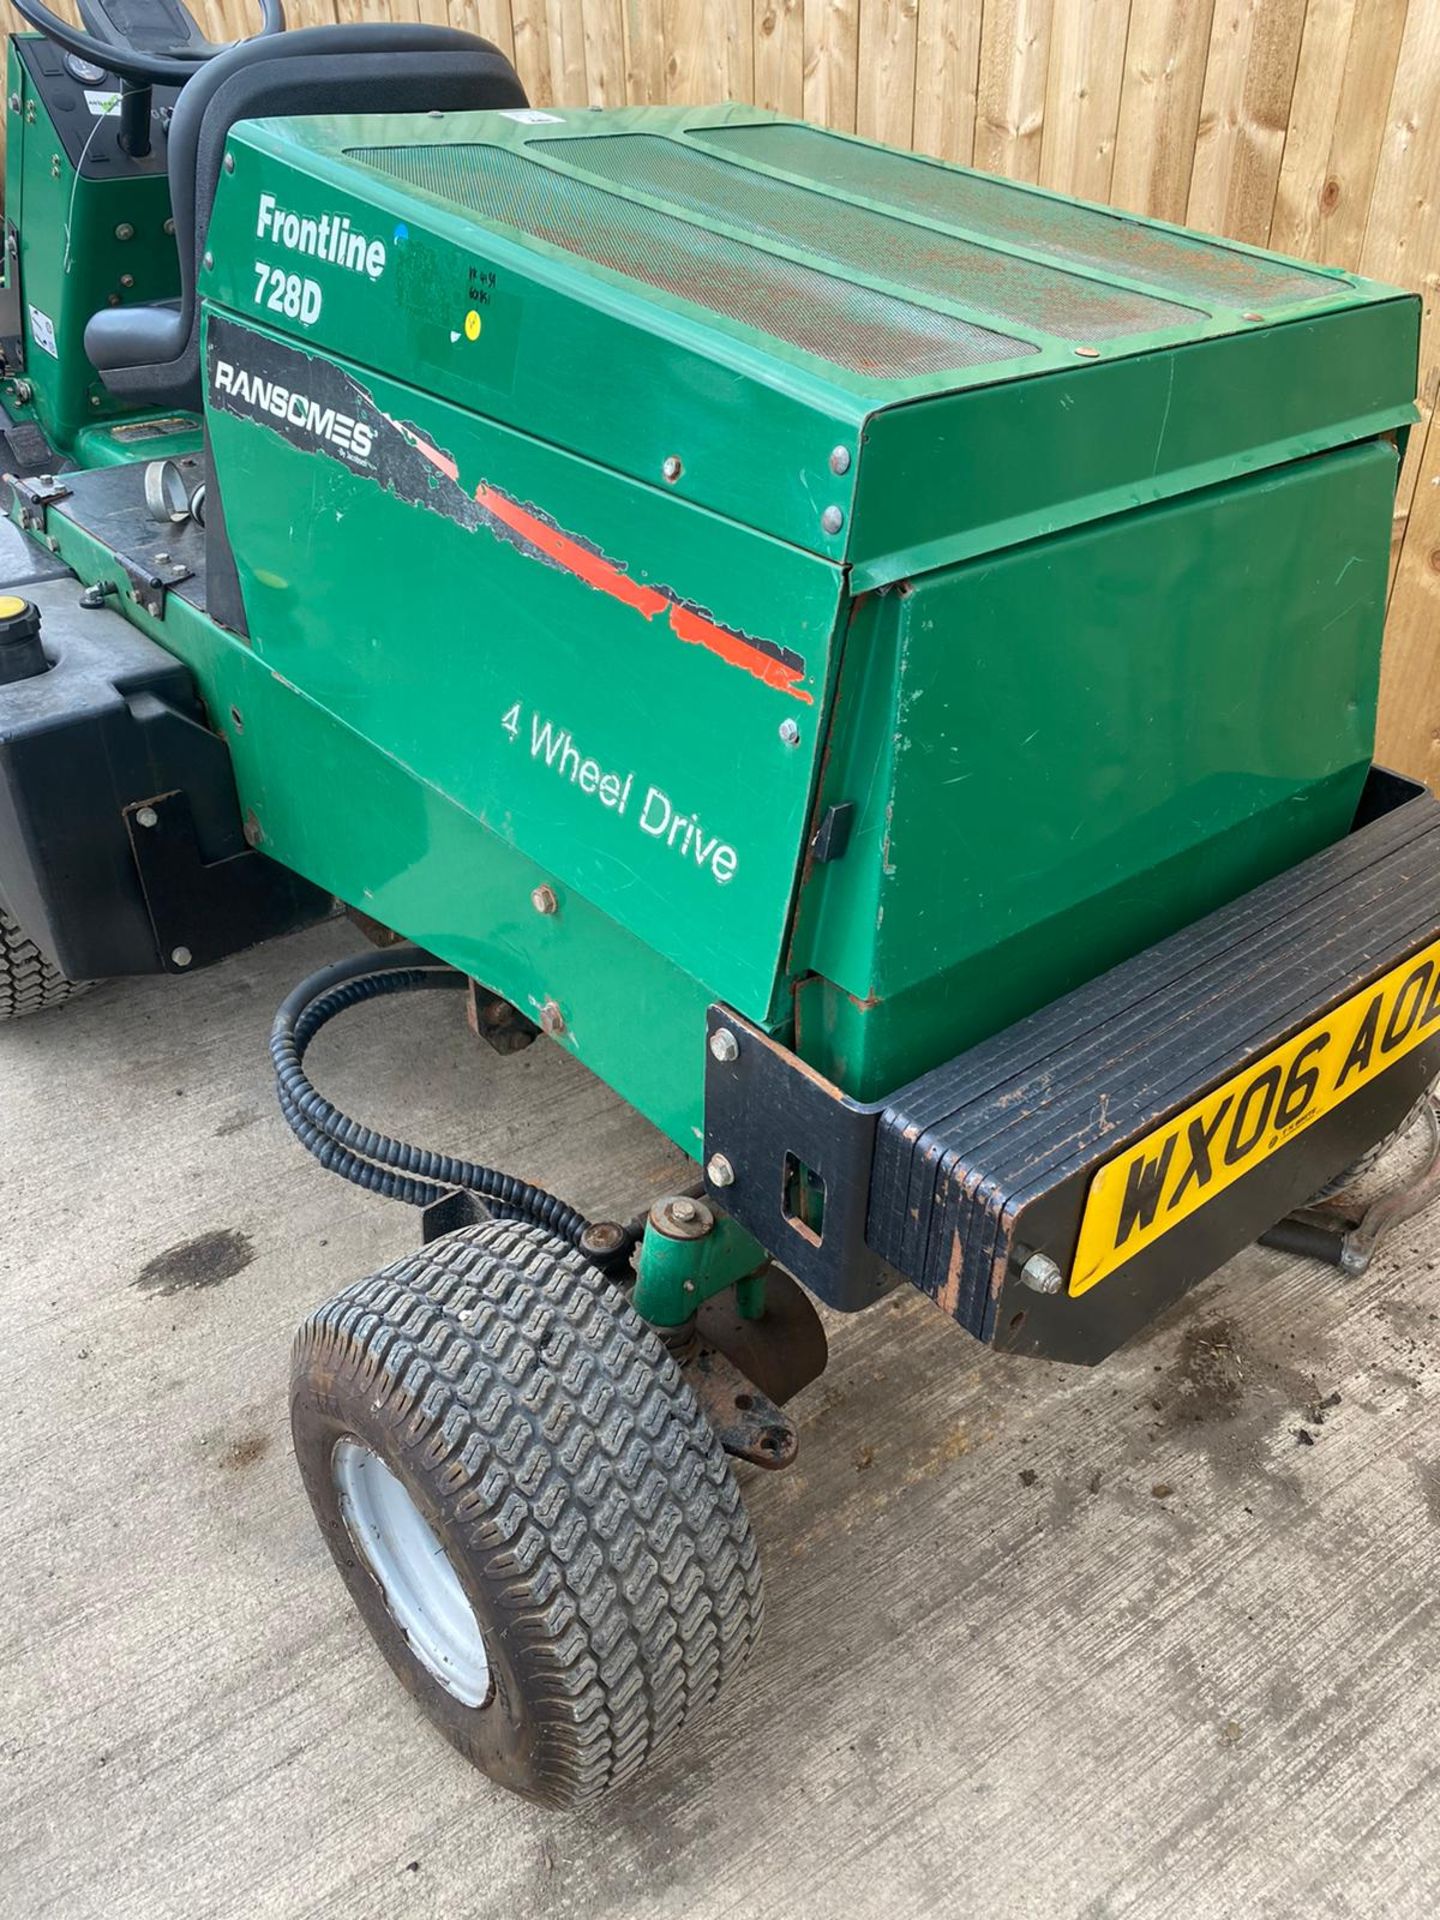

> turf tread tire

[
  {"left": 0, "top": 909, "right": 91, "bottom": 1020},
  {"left": 290, "top": 1219, "right": 764, "bottom": 1807}
]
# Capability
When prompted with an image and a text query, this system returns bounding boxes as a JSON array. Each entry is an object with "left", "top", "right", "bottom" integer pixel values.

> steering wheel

[{"left": 8, "top": 0, "right": 285, "bottom": 88}]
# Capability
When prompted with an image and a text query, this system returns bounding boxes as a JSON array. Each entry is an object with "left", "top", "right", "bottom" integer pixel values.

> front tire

[
  {"left": 0, "top": 908, "right": 91, "bottom": 1020},
  {"left": 290, "top": 1219, "right": 764, "bottom": 1807}
]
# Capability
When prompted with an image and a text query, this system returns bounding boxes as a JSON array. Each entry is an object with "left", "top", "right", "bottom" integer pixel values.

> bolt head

[
  {"left": 662, "top": 455, "right": 682, "bottom": 483},
  {"left": 829, "top": 445, "right": 852, "bottom": 476},
  {"left": 223, "top": 151, "right": 234, "bottom": 173},
  {"left": 649, "top": 1193, "right": 714, "bottom": 1240},
  {"left": 170, "top": 945, "right": 193, "bottom": 969},
  {"left": 706, "top": 1153, "right": 735, "bottom": 1189},
  {"left": 135, "top": 806, "right": 159, "bottom": 830},
  {"left": 709, "top": 1027, "right": 739, "bottom": 1064},
  {"left": 539, "top": 998, "right": 565, "bottom": 1035},
  {"left": 778, "top": 717, "right": 801, "bottom": 746},
  {"left": 115, "top": 222, "right": 134, "bottom": 241},
  {"left": 163, "top": 217, "right": 175, "bottom": 235},
  {"left": 202, "top": 251, "right": 214, "bottom": 271},
  {"left": 1073, "top": 345, "right": 1100, "bottom": 360},
  {"left": 7, "top": 94, "right": 18, "bottom": 113},
  {"left": 1020, "top": 1252, "right": 1065, "bottom": 1295},
  {"left": 821, "top": 505, "right": 844, "bottom": 535},
  {"left": 531, "top": 884, "right": 558, "bottom": 916},
  {"left": 120, "top": 273, "right": 134, "bottom": 289},
  {"left": 580, "top": 1220, "right": 626, "bottom": 1256}
]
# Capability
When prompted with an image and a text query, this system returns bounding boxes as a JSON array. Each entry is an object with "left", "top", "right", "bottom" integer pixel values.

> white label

[
  {"left": 251, "top": 262, "right": 324, "bottom": 326},
  {"left": 255, "top": 193, "right": 386, "bottom": 283},
  {"left": 27, "top": 305, "right": 56, "bottom": 358},
  {"left": 502, "top": 701, "right": 739, "bottom": 885},
  {"left": 498, "top": 109, "right": 564, "bottom": 124},
  {"left": 84, "top": 89, "right": 122, "bottom": 117}
]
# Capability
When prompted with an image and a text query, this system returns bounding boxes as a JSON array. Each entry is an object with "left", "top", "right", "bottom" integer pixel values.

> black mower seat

[{"left": 84, "top": 24, "right": 527, "bottom": 412}]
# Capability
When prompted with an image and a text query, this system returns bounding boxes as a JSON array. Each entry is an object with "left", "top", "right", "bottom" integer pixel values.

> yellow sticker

[
  {"left": 1070, "top": 933, "right": 1440, "bottom": 1294},
  {"left": 464, "top": 310, "right": 482, "bottom": 341}
]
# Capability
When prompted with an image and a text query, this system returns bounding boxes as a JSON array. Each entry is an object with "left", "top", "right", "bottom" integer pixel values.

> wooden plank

[
  {"left": 1186, "top": 0, "right": 1310, "bottom": 246},
  {"left": 855, "top": 0, "right": 919, "bottom": 147},
  {"left": 912, "top": 0, "right": 983, "bottom": 162},
  {"left": 1109, "top": 0, "right": 1215, "bottom": 220},
  {"left": 444, "top": 0, "right": 520, "bottom": 63},
  {"left": 1361, "top": 0, "right": 1440, "bottom": 526},
  {"left": 581, "top": 0, "right": 627, "bottom": 100},
  {"left": 755, "top": 0, "right": 806, "bottom": 112},
  {"left": 547, "top": 0, "right": 591, "bottom": 102},
  {"left": 802, "top": 0, "right": 860, "bottom": 129},
  {"left": 511, "top": 0, "right": 559, "bottom": 101},
  {"left": 1269, "top": 0, "right": 1408, "bottom": 269},
  {"left": 1377, "top": 406, "right": 1440, "bottom": 785},
  {"left": 974, "top": 0, "right": 1053, "bottom": 182},
  {"left": 1039, "top": 0, "right": 1131, "bottom": 203},
  {"left": 622, "top": 0, "right": 669, "bottom": 100},
  {"left": 663, "top": 0, "right": 753, "bottom": 99}
]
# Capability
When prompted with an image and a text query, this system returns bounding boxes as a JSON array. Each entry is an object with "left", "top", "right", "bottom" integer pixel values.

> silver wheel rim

[{"left": 332, "top": 1438, "right": 492, "bottom": 1708}]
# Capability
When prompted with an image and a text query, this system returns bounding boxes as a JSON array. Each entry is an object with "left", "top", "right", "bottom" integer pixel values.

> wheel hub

[{"left": 332, "top": 1437, "right": 492, "bottom": 1708}]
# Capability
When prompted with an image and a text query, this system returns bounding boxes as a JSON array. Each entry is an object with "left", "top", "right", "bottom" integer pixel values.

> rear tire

[
  {"left": 0, "top": 908, "right": 91, "bottom": 1020},
  {"left": 290, "top": 1219, "right": 764, "bottom": 1807}
]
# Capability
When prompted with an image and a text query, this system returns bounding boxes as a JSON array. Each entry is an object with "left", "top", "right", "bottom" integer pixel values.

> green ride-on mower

[{"left": 3, "top": 0, "right": 1439, "bottom": 1809}]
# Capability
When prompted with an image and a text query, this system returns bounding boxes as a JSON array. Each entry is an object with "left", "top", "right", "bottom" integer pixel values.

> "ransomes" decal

[
  {"left": 1070, "top": 933, "right": 1440, "bottom": 1294},
  {"left": 204, "top": 314, "right": 811, "bottom": 704}
]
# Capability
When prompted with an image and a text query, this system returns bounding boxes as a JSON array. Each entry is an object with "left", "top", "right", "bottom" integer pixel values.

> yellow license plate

[{"left": 1070, "top": 934, "right": 1440, "bottom": 1295}]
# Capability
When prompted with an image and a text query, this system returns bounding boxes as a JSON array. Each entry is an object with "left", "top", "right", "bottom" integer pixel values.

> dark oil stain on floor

[
  {"left": 218, "top": 1433, "right": 271, "bottom": 1470},
  {"left": 133, "top": 1228, "right": 255, "bottom": 1297}
]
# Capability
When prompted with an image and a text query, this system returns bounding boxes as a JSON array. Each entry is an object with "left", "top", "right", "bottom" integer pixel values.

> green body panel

[
  {"left": 793, "top": 439, "right": 1398, "bottom": 1094},
  {"left": 848, "top": 299, "right": 1418, "bottom": 588},
  {"left": 204, "top": 311, "right": 845, "bottom": 1019},
  {"left": 2, "top": 80, "right": 1420, "bottom": 1154},
  {"left": 34, "top": 501, "right": 732, "bottom": 1151},
  {"left": 3, "top": 39, "right": 181, "bottom": 452},
  {"left": 201, "top": 113, "right": 865, "bottom": 563},
  {"left": 203, "top": 106, "right": 1416, "bottom": 577}
]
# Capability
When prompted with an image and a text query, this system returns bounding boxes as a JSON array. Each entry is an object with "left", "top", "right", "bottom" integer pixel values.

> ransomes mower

[{"left": 3, "top": 0, "right": 1439, "bottom": 1808}]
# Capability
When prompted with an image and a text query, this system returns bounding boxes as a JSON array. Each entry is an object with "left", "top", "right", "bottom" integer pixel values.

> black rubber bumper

[
  {"left": 703, "top": 769, "right": 1440, "bottom": 1365},
  {"left": 0, "top": 571, "right": 329, "bottom": 979}
]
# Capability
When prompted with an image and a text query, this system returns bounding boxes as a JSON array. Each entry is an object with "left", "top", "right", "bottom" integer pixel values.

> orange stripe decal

[{"left": 474, "top": 482, "right": 813, "bottom": 705}]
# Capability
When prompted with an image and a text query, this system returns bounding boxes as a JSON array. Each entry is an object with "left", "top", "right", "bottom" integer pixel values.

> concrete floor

[{"left": 3, "top": 919, "right": 1439, "bottom": 1920}]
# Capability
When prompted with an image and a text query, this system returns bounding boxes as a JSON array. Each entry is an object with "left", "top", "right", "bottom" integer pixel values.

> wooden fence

[{"left": 6, "top": 0, "right": 1440, "bottom": 782}]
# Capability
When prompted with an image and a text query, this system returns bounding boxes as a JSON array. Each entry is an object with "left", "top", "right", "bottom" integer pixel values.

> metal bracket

[
  {"left": 124, "top": 788, "right": 333, "bottom": 971},
  {"left": 465, "top": 978, "right": 539, "bottom": 1055},
  {"left": 684, "top": 1344, "right": 798, "bottom": 1470},
  {"left": 703, "top": 1006, "right": 892, "bottom": 1311},
  {"left": 1260, "top": 1096, "right": 1440, "bottom": 1275},
  {"left": 118, "top": 548, "right": 194, "bottom": 618},
  {"left": 9, "top": 470, "right": 70, "bottom": 533}
]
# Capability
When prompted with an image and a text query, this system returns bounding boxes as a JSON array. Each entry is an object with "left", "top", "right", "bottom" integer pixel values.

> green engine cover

[{"left": 166, "top": 103, "right": 1417, "bottom": 1146}]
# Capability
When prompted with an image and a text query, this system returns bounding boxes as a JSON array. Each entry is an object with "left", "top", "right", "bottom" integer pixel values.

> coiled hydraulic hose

[{"left": 271, "top": 945, "right": 595, "bottom": 1248}]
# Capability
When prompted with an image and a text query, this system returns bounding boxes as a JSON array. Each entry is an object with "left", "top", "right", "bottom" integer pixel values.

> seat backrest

[{"left": 84, "top": 24, "right": 527, "bottom": 410}]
